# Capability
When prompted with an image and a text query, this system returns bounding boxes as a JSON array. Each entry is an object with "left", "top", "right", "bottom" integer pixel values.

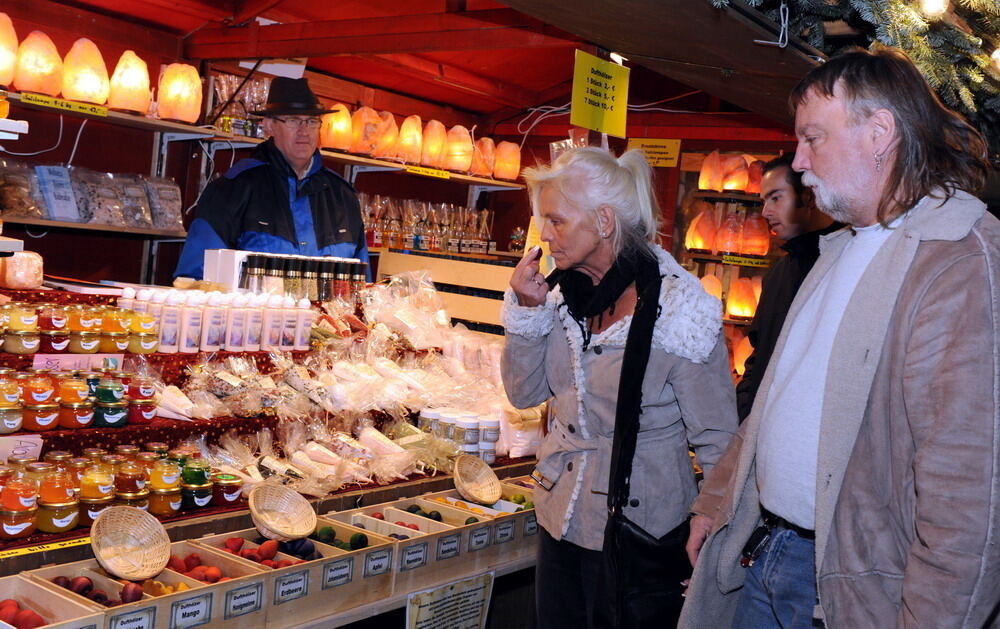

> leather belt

[{"left": 761, "top": 507, "right": 815, "bottom": 540}]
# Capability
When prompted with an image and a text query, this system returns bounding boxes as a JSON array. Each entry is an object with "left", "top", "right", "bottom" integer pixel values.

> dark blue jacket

[{"left": 175, "top": 139, "right": 368, "bottom": 279}]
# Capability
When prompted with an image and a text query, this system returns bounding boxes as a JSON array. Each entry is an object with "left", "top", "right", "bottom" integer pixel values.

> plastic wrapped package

[
  {"left": 0, "top": 159, "right": 45, "bottom": 218},
  {"left": 70, "top": 167, "right": 124, "bottom": 225},
  {"left": 114, "top": 174, "right": 154, "bottom": 228},
  {"left": 0, "top": 251, "right": 43, "bottom": 289},
  {"left": 497, "top": 401, "right": 543, "bottom": 459},
  {"left": 142, "top": 176, "right": 184, "bottom": 231}
]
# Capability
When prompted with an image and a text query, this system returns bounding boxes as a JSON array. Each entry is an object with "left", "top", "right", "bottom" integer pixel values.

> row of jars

[
  {"left": 0, "top": 445, "right": 244, "bottom": 539},
  {"left": 4, "top": 304, "right": 158, "bottom": 335},
  {"left": 3, "top": 331, "right": 160, "bottom": 355}
]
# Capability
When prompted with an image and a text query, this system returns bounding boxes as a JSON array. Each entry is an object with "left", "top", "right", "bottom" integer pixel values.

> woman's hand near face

[{"left": 510, "top": 246, "right": 549, "bottom": 307}]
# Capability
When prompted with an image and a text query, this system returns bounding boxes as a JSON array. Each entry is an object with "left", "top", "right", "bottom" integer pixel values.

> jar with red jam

[
  {"left": 78, "top": 496, "right": 113, "bottom": 526},
  {"left": 39, "top": 332, "right": 71, "bottom": 353},
  {"left": 37, "top": 305, "right": 68, "bottom": 332},
  {"left": 59, "top": 402, "right": 94, "bottom": 429},
  {"left": 211, "top": 474, "right": 244, "bottom": 507},
  {"left": 22, "top": 404, "right": 59, "bottom": 431},
  {"left": 128, "top": 399, "right": 156, "bottom": 425},
  {"left": 0, "top": 507, "right": 36, "bottom": 539},
  {"left": 115, "top": 460, "right": 147, "bottom": 493},
  {"left": 127, "top": 377, "right": 157, "bottom": 400}
]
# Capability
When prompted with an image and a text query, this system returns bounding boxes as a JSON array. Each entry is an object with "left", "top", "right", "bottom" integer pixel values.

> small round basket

[
  {"left": 91, "top": 507, "right": 170, "bottom": 581},
  {"left": 249, "top": 484, "right": 316, "bottom": 541},
  {"left": 454, "top": 455, "right": 501, "bottom": 505}
]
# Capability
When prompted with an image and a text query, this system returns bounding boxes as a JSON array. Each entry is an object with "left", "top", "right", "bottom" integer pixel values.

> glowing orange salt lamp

[
  {"left": 494, "top": 141, "right": 521, "bottom": 180},
  {"left": 471, "top": 137, "right": 495, "bottom": 176},
  {"left": 0, "top": 14, "right": 17, "bottom": 87},
  {"left": 726, "top": 277, "right": 758, "bottom": 319},
  {"left": 444, "top": 125, "right": 473, "bottom": 172},
  {"left": 61, "top": 38, "right": 109, "bottom": 105},
  {"left": 108, "top": 50, "right": 150, "bottom": 113},
  {"left": 350, "top": 106, "right": 381, "bottom": 155},
  {"left": 740, "top": 211, "right": 771, "bottom": 257},
  {"left": 320, "top": 104, "right": 352, "bottom": 151},
  {"left": 698, "top": 150, "right": 723, "bottom": 191},
  {"left": 733, "top": 334, "right": 753, "bottom": 376},
  {"left": 13, "top": 31, "right": 62, "bottom": 97},
  {"left": 752, "top": 275, "right": 763, "bottom": 303},
  {"left": 395, "top": 114, "right": 422, "bottom": 163},
  {"left": 714, "top": 209, "right": 744, "bottom": 255},
  {"left": 745, "top": 159, "right": 765, "bottom": 195},
  {"left": 157, "top": 63, "right": 202, "bottom": 123},
  {"left": 372, "top": 111, "right": 398, "bottom": 159},
  {"left": 720, "top": 155, "right": 750, "bottom": 192},
  {"left": 700, "top": 274, "right": 723, "bottom": 301},
  {"left": 684, "top": 206, "right": 718, "bottom": 253},
  {"left": 421, "top": 119, "right": 447, "bottom": 168}
]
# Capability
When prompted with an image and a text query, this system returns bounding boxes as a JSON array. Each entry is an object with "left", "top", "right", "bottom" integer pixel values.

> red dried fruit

[
  {"left": 167, "top": 556, "right": 187, "bottom": 573},
  {"left": 13, "top": 608, "right": 45, "bottom": 629},
  {"left": 184, "top": 553, "right": 202, "bottom": 571},
  {"left": 223, "top": 538, "right": 244, "bottom": 553},
  {"left": 257, "top": 540, "right": 278, "bottom": 560}
]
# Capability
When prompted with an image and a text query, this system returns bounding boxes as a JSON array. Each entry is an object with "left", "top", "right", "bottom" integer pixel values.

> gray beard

[{"left": 803, "top": 175, "right": 855, "bottom": 225}]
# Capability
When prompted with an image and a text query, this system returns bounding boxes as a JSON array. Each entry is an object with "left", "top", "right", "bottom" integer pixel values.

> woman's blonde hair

[{"left": 522, "top": 147, "right": 660, "bottom": 257}]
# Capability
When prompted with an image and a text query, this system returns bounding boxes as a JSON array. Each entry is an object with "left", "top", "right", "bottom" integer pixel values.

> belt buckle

[{"left": 530, "top": 469, "right": 554, "bottom": 491}]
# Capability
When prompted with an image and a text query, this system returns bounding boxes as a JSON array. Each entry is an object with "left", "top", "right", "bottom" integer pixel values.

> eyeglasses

[{"left": 271, "top": 116, "right": 322, "bottom": 129}]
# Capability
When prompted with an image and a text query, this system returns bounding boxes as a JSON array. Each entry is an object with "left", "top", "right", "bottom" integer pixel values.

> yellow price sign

[
  {"left": 0, "top": 536, "right": 91, "bottom": 560},
  {"left": 570, "top": 49, "right": 630, "bottom": 139},
  {"left": 20, "top": 92, "right": 108, "bottom": 117},
  {"left": 404, "top": 165, "right": 451, "bottom": 180},
  {"left": 626, "top": 138, "right": 682, "bottom": 168}
]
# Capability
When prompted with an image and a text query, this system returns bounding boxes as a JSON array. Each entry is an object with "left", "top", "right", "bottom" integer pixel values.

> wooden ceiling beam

[
  {"left": 230, "top": 0, "right": 285, "bottom": 26},
  {"left": 185, "top": 10, "right": 577, "bottom": 60}
]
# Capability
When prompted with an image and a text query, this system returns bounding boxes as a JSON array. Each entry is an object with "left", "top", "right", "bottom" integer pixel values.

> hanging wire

[
  {"left": 65, "top": 119, "right": 88, "bottom": 167},
  {"left": 0, "top": 115, "right": 65, "bottom": 156},
  {"left": 754, "top": 0, "right": 790, "bottom": 48}
]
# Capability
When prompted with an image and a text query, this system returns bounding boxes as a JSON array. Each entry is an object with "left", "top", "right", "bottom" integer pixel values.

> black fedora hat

[{"left": 251, "top": 77, "right": 334, "bottom": 116}]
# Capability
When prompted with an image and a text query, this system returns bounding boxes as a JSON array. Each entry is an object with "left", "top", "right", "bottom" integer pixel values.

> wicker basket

[
  {"left": 249, "top": 484, "right": 317, "bottom": 541},
  {"left": 91, "top": 507, "right": 170, "bottom": 581},
  {"left": 454, "top": 455, "right": 502, "bottom": 505}
]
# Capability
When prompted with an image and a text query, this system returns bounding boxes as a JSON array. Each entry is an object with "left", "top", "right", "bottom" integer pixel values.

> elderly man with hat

[{"left": 175, "top": 77, "right": 368, "bottom": 279}]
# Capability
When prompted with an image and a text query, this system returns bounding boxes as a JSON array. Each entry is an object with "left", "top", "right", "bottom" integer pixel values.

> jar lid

[
  {"left": 5, "top": 331, "right": 39, "bottom": 336},
  {"left": 102, "top": 332, "right": 128, "bottom": 338},
  {"left": 136, "top": 452, "right": 158, "bottom": 461},
  {"left": 180, "top": 482, "right": 214, "bottom": 490},
  {"left": 0, "top": 404, "right": 23, "bottom": 411},
  {"left": 0, "top": 507, "right": 37, "bottom": 515},
  {"left": 96, "top": 401, "right": 128, "bottom": 409},
  {"left": 38, "top": 499, "right": 79, "bottom": 508},
  {"left": 129, "top": 398, "right": 156, "bottom": 405},
  {"left": 12, "top": 373, "right": 32, "bottom": 380},
  {"left": 212, "top": 473, "right": 243, "bottom": 486},
  {"left": 71, "top": 331, "right": 100, "bottom": 337},
  {"left": 26, "top": 461, "right": 55, "bottom": 472},
  {"left": 40, "top": 331, "right": 69, "bottom": 337},
  {"left": 456, "top": 419, "right": 479, "bottom": 429},
  {"left": 82, "top": 448, "right": 106, "bottom": 455},
  {"left": 101, "top": 455, "right": 126, "bottom": 464},
  {"left": 149, "top": 488, "right": 181, "bottom": 495},
  {"left": 23, "top": 404, "right": 59, "bottom": 410},
  {"left": 115, "top": 445, "right": 139, "bottom": 453},
  {"left": 133, "top": 333, "right": 158, "bottom": 339},
  {"left": 7, "top": 454, "right": 37, "bottom": 464},
  {"left": 116, "top": 489, "right": 150, "bottom": 499},
  {"left": 44, "top": 451, "right": 72, "bottom": 462},
  {"left": 79, "top": 496, "right": 114, "bottom": 505},
  {"left": 146, "top": 442, "right": 168, "bottom": 450},
  {"left": 68, "top": 458, "right": 90, "bottom": 468},
  {"left": 60, "top": 402, "right": 94, "bottom": 409}
]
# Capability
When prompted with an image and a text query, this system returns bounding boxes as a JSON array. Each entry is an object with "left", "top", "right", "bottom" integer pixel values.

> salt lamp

[
  {"left": 13, "top": 31, "right": 62, "bottom": 97},
  {"left": 421, "top": 119, "right": 447, "bottom": 168},
  {"left": 61, "top": 38, "right": 109, "bottom": 105},
  {"left": 444, "top": 125, "right": 473, "bottom": 172},
  {"left": 0, "top": 14, "right": 17, "bottom": 87},
  {"left": 108, "top": 51, "right": 150, "bottom": 113},
  {"left": 684, "top": 206, "right": 718, "bottom": 253},
  {"left": 471, "top": 137, "right": 495, "bottom": 176},
  {"left": 726, "top": 277, "right": 757, "bottom": 319},
  {"left": 751, "top": 276, "right": 762, "bottom": 303},
  {"left": 700, "top": 274, "right": 723, "bottom": 301},
  {"left": 320, "top": 104, "right": 352, "bottom": 151},
  {"left": 720, "top": 155, "right": 749, "bottom": 192},
  {"left": 745, "top": 159, "right": 765, "bottom": 195},
  {"left": 740, "top": 212, "right": 771, "bottom": 257},
  {"left": 494, "top": 141, "right": 521, "bottom": 180},
  {"left": 394, "top": 114, "right": 422, "bottom": 163},
  {"left": 157, "top": 63, "right": 202, "bottom": 123},
  {"left": 349, "top": 106, "right": 381, "bottom": 155},
  {"left": 733, "top": 334, "right": 753, "bottom": 376},
  {"left": 698, "top": 150, "right": 723, "bottom": 191},
  {"left": 372, "top": 111, "right": 398, "bottom": 159},
  {"left": 714, "top": 209, "right": 744, "bottom": 256}
]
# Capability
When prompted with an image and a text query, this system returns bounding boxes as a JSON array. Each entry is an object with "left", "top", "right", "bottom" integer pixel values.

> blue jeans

[{"left": 732, "top": 528, "right": 822, "bottom": 629}]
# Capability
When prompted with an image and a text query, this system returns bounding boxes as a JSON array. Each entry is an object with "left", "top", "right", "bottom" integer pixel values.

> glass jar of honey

[
  {"left": 136, "top": 452, "right": 158, "bottom": 474},
  {"left": 6, "top": 454, "right": 36, "bottom": 473},
  {"left": 115, "top": 461, "right": 147, "bottom": 493},
  {"left": 43, "top": 451, "right": 72, "bottom": 470},
  {"left": 100, "top": 454, "right": 126, "bottom": 475},
  {"left": 37, "top": 305, "right": 68, "bottom": 332},
  {"left": 78, "top": 466, "right": 114, "bottom": 499},
  {"left": 68, "top": 332, "right": 100, "bottom": 354},
  {"left": 148, "top": 488, "right": 182, "bottom": 518},
  {"left": 149, "top": 459, "right": 181, "bottom": 490},
  {"left": 130, "top": 312, "right": 157, "bottom": 334},
  {"left": 0, "top": 466, "right": 12, "bottom": 489},
  {"left": 101, "top": 309, "right": 132, "bottom": 333},
  {"left": 94, "top": 378, "right": 125, "bottom": 404},
  {"left": 116, "top": 489, "right": 149, "bottom": 511},
  {"left": 7, "top": 305, "right": 38, "bottom": 332},
  {"left": 78, "top": 496, "right": 113, "bottom": 526},
  {"left": 0, "top": 507, "right": 37, "bottom": 539},
  {"left": 146, "top": 442, "right": 169, "bottom": 457},
  {"left": 181, "top": 458, "right": 210, "bottom": 485},
  {"left": 98, "top": 333, "right": 130, "bottom": 353},
  {"left": 128, "top": 399, "right": 156, "bottom": 425},
  {"left": 39, "top": 332, "right": 71, "bottom": 354},
  {"left": 23, "top": 376, "right": 55, "bottom": 404},
  {"left": 93, "top": 402, "right": 128, "bottom": 428},
  {"left": 87, "top": 308, "right": 104, "bottom": 331},
  {"left": 0, "top": 407, "right": 21, "bottom": 434},
  {"left": 22, "top": 404, "right": 59, "bottom": 431},
  {"left": 37, "top": 500, "right": 79, "bottom": 533},
  {"left": 66, "top": 306, "right": 97, "bottom": 332},
  {"left": 1, "top": 477, "right": 37, "bottom": 511},
  {"left": 127, "top": 377, "right": 156, "bottom": 400},
  {"left": 180, "top": 482, "right": 213, "bottom": 510},
  {"left": 81, "top": 448, "right": 105, "bottom": 462},
  {"left": 39, "top": 469, "right": 74, "bottom": 503},
  {"left": 57, "top": 378, "right": 90, "bottom": 404},
  {"left": 58, "top": 402, "right": 94, "bottom": 429},
  {"left": 127, "top": 334, "right": 160, "bottom": 354},
  {"left": 0, "top": 378, "right": 20, "bottom": 407},
  {"left": 23, "top": 462, "right": 53, "bottom": 485},
  {"left": 211, "top": 474, "right": 244, "bottom": 507},
  {"left": 4, "top": 331, "right": 40, "bottom": 355},
  {"left": 114, "top": 445, "right": 139, "bottom": 461},
  {"left": 67, "top": 458, "right": 89, "bottom": 487}
]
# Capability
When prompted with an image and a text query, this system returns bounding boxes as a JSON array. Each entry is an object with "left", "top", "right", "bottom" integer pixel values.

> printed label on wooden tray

[
  {"left": 273, "top": 569, "right": 309, "bottom": 605},
  {"left": 400, "top": 542, "right": 428, "bottom": 571},
  {"left": 21, "top": 92, "right": 109, "bottom": 117},
  {"left": 170, "top": 592, "right": 212, "bottom": 629},
  {"left": 468, "top": 526, "right": 491, "bottom": 552},
  {"left": 364, "top": 548, "right": 391, "bottom": 577},
  {"left": 109, "top": 605, "right": 156, "bottom": 629},
  {"left": 524, "top": 514, "right": 539, "bottom": 536},
  {"left": 495, "top": 521, "right": 515, "bottom": 544},
  {"left": 436, "top": 533, "right": 461, "bottom": 561},
  {"left": 322, "top": 557, "right": 353, "bottom": 589},
  {"left": 224, "top": 582, "right": 263, "bottom": 619},
  {"left": 404, "top": 165, "right": 450, "bottom": 179}
]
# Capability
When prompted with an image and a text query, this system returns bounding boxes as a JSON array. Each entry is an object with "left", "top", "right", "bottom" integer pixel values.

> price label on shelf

[
  {"left": 323, "top": 557, "right": 353, "bottom": 589},
  {"left": 20, "top": 92, "right": 108, "bottom": 117},
  {"left": 721, "top": 254, "right": 770, "bottom": 268},
  {"left": 0, "top": 534, "right": 89, "bottom": 560},
  {"left": 224, "top": 582, "right": 263, "bottom": 619},
  {"left": 436, "top": 533, "right": 461, "bottom": 561},
  {"left": 404, "top": 165, "right": 451, "bottom": 179},
  {"left": 273, "top": 570, "right": 309, "bottom": 605}
]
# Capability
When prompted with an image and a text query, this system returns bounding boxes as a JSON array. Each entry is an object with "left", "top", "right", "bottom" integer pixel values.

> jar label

[
  {"left": 3, "top": 417, "right": 19, "bottom": 429},
  {"left": 161, "top": 473, "right": 179, "bottom": 485},
  {"left": 35, "top": 412, "right": 57, "bottom": 426},
  {"left": 21, "top": 338, "right": 39, "bottom": 350},
  {"left": 322, "top": 557, "right": 353, "bottom": 589},
  {"left": 51, "top": 338, "right": 71, "bottom": 350},
  {"left": 193, "top": 494, "right": 211, "bottom": 507},
  {"left": 51, "top": 512, "right": 77, "bottom": 528},
  {"left": 136, "top": 479, "right": 146, "bottom": 489},
  {"left": 98, "top": 483, "right": 113, "bottom": 494},
  {"left": 51, "top": 316, "right": 67, "bottom": 328},
  {"left": 138, "top": 320, "right": 155, "bottom": 331},
  {"left": 18, "top": 315, "right": 37, "bottom": 326},
  {"left": 364, "top": 548, "right": 391, "bottom": 577},
  {"left": 170, "top": 499, "right": 182, "bottom": 509},
  {"left": 223, "top": 489, "right": 241, "bottom": 501},
  {"left": 104, "top": 410, "right": 126, "bottom": 423},
  {"left": 141, "top": 409, "right": 156, "bottom": 420},
  {"left": 140, "top": 339, "right": 158, "bottom": 350},
  {"left": 115, "top": 340, "right": 129, "bottom": 350},
  {"left": 30, "top": 391, "right": 53, "bottom": 402},
  {"left": 77, "top": 412, "right": 94, "bottom": 424},
  {"left": 80, "top": 318, "right": 94, "bottom": 327},
  {"left": 2, "top": 393, "right": 17, "bottom": 403},
  {"left": 87, "top": 508, "right": 104, "bottom": 519},
  {"left": 111, "top": 389, "right": 124, "bottom": 400},
  {"left": 2, "top": 521, "right": 31, "bottom": 535},
  {"left": 138, "top": 385, "right": 155, "bottom": 398},
  {"left": 18, "top": 495, "right": 36, "bottom": 508},
  {"left": 80, "top": 339, "right": 99, "bottom": 350}
]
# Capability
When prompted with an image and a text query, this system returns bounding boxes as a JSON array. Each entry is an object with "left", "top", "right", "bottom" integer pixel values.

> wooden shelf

[
  {"left": 723, "top": 317, "right": 752, "bottom": 326},
  {"left": 688, "top": 252, "right": 774, "bottom": 268},
  {"left": 692, "top": 191, "right": 763, "bottom": 204},
  {"left": 2, "top": 216, "right": 186, "bottom": 238}
]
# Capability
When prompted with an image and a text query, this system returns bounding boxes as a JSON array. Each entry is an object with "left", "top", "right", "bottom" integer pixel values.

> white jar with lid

[
  {"left": 418, "top": 408, "right": 442, "bottom": 433},
  {"left": 454, "top": 416, "right": 481, "bottom": 444},
  {"left": 478, "top": 415, "right": 501, "bottom": 442},
  {"left": 478, "top": 440, "right": 496, "bottom": 464},
  {"left": 438, "top": 411, "right": 459, "bottom": 441},
  {"left": 459, "top": 442, "right": 480, "bottom": 457}
]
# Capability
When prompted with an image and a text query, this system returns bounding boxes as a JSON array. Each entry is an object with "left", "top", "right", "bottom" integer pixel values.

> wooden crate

[
  {"left": 423, "top": 488, "right": 539, "bottom": 562},
  {"left": 309, "top": 517, "right": 394, "bottom": 616},
  {"left": 0, "top": 574, "right": 103, "bottom": 629},
  {"left": 383, "top": 497, "right": 502, "bottom": 574},
  {"left": 166, "top": 540, "right": 269, "bottom": 628}
]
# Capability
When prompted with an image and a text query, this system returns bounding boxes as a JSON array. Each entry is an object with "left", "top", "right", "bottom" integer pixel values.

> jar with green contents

[
  {"left": 36, "top": 500, "right": 79, "bottom": 533},
  {"left": 180, "top": 482, "right": 213, "bottom": 510},
  {"left": 94, "top": 378, "right": 125, "bottom": 403},
  {"left": 180, "top": 458, "right": 210, "bottom": 485},
  {"left": 93, "top": 402, "right": 128, "bottom": 428}
]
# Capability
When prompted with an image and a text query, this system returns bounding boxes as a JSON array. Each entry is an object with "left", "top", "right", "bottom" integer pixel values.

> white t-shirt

[{"left": 757, "top": 221, "right": 898, "bottom": 529}]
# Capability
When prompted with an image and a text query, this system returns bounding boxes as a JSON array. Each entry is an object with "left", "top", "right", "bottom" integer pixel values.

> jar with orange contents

[
  {"left": 23, "top": 376, "right": 55, "bottom": 405},
  {"left": 81, "top": 448, "right": 106, "bottom": 462},
  {"left": 98, "top": 333, "right": 130, "bottom": 353},
  {"left": 24, "top": 462, "right": 54, "bottom": 487},
  {"left": 0, "top": 507, "right": 37, "bottom": 539},
  {"left": 23, "top": 404, "right": 59, "bottom": 431},
  {"left": 6, "top": 454, "right": 36, "bottom": 474},
  {"left": 57, "top": 378, "right": 90, "bottom": 404},
  {"left": 67, "top": 458, "right": 89, "bottom": 487},
  {"left": 101, "top": 309, "right": 132, "bottom": 333},
  {"left": 148, "top": 488, "right": 181, "bottom": 517},
  {"left": 78, "top": 466, "right": 114, "bottom": 499},
  {"left": 148, "top": 459, "right": 181, "bottom": 490},
  {"left": 43, "top": 451, "right": 72, "bottom": 471},
  {"left": 114, "top": 445, "right": 140, "bottom": 461},
  {"left": 0, "top": 466, "right": 11, "bottom": 489},
  {"left": 116, "top": 490, "right": 149, "bottom": 511},
  {"left": 87, "top": 307, "right": 104, "bottom": 331},
  {"left": 58, "top": 402, "right": 93, "bottom": 429},
  {"left": 1, "top": 476, "right": 37, "bottom": 511},
  {"left": 100, "top": 455, "right": 126, "bottom": 475},
  {"left": 38, "top": 469, "right": 74, "bottom": 503},
  {"left": 66, "top": 306, "right": 98, "bottom": 332}
]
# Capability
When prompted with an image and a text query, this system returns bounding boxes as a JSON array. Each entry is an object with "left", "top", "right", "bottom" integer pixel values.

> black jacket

[{"left": 735, "top": 224, "right": 843, "bottom": 420}]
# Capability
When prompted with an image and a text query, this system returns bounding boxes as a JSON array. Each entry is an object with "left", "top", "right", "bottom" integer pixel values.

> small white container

[
  {"left": 260, "top": 294, "right": 285, "bottom": 351},
  {"left": 460, "top": 443, "right": 480, "bottom": 457},
  {"left": 418, "top": 408, "right": 442, "bottom": 433},
  {"left": 294, "top": 298, "right": 315, "bottom": 351},
  {"left": 438, "top": 411, "right": 459, "bottom": 441},
  {"left": 478, "top": 440, "right": 496, "bottom": 464},
  {"left": 479, "top": 416, "right": 501, "bottom": 442},
  {"left": 454, "top": 417, "right": 480, "bottom": 445}
]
